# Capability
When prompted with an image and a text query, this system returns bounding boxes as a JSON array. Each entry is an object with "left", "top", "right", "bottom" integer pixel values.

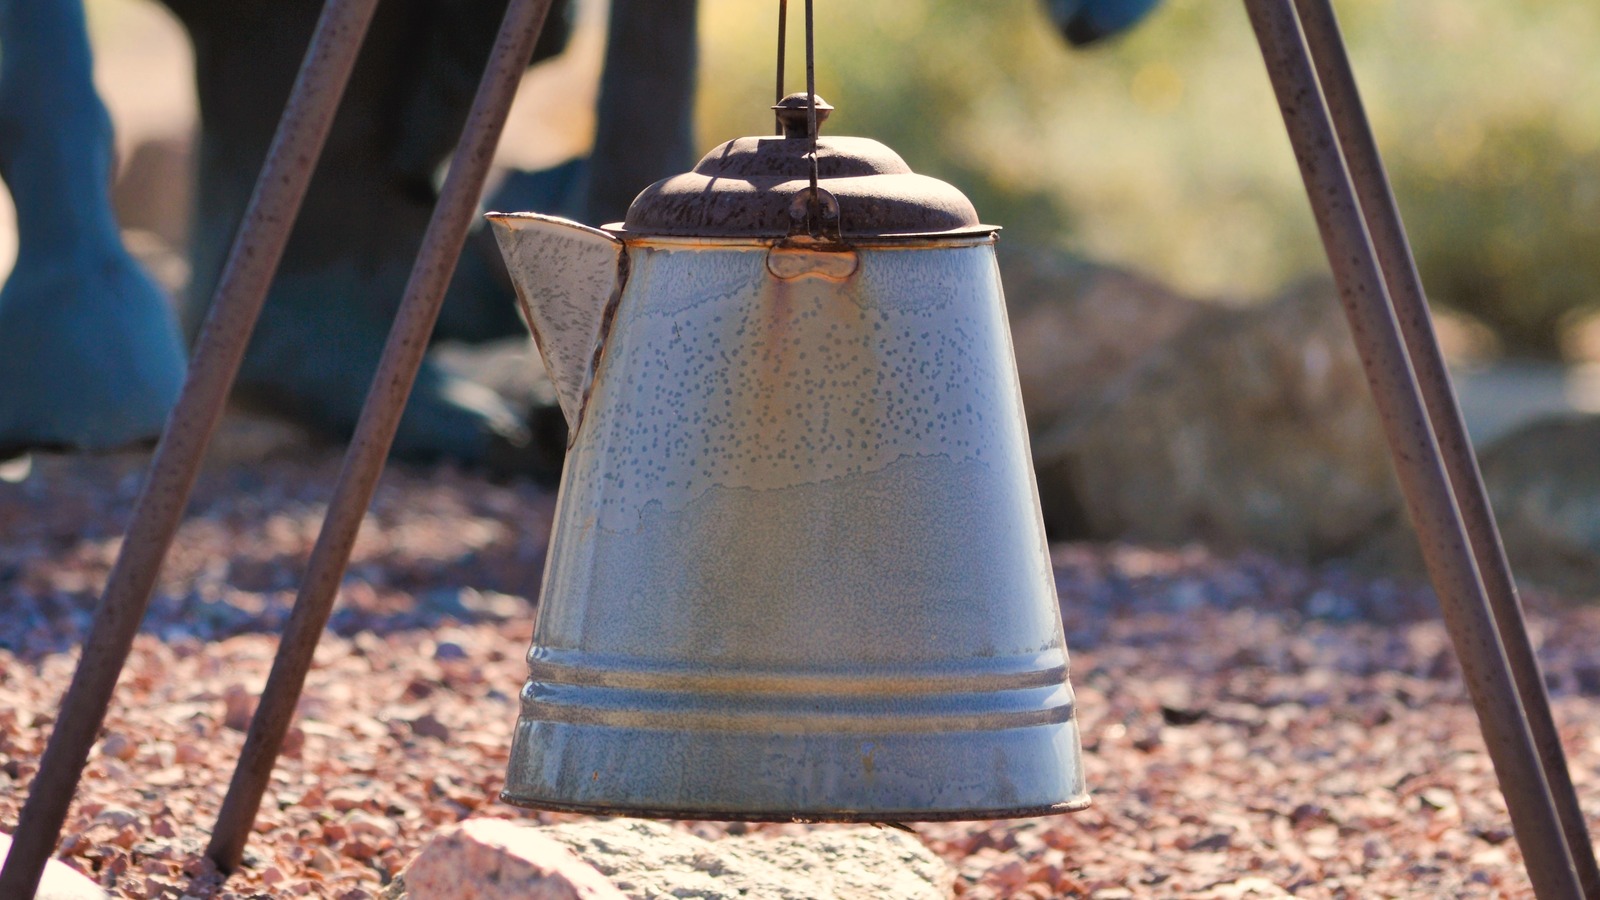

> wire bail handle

[{"left": 774, "top": 0, "right": 832, "bottom": 239}]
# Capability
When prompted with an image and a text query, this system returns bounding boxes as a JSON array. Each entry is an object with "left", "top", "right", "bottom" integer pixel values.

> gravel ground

[{"left": 3, "top": 418, "right": 1599, "bottom": 898}]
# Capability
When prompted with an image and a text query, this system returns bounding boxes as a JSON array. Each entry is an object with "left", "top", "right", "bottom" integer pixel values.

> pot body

[{"left": 504, "top": 235, "right": 1085, "bottom": 820}]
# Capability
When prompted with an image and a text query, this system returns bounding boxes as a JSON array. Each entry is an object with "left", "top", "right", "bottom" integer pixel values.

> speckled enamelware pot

[{"left": 485, "top": 95, "right": 1085, "bottom": 821}]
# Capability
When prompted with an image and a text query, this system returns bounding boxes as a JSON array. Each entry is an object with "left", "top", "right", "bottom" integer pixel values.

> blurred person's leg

[
  {"left": 446, "top": 0, "right": 698, "bottom": 342},
  {"left": 583, "top": 0, "right": 698, "bottom": 226},
  {"left": 0, "top": 0, "right": 187, "bottom": 457},
  {"left": 159, "top": 0, "right": 576, "bottom": 469},
  {"left": 157, "top": 0, "right": 698, "bottom": 475}
]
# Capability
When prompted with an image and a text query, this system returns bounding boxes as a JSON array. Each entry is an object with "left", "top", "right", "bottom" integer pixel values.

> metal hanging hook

[
  {"left": 804, "top": 0, "right": 821, "bottom": 235},
  {"left": 774, "top": 0, "right": 826, "bottom": 238}
]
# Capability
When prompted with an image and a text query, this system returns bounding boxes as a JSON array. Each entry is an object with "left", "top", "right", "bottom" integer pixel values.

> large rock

[
  {"left": 1472, "top": 414, "right": 1600, "bottom": 595},
  {"left": 396, "top": 818, "right": 626, "bottom": 900},
  {"left": 539, "top": 819, "right": 952, "bottom": 900},
  {"left": 1361, "top": 413, "right": 1600, "bottom": 596},
  {"left": 1033, "top": 278, "right": 1400, "bottom": 559},
  {"left": 0, "top": 832, "right": 109, "bottom": 899},
  {"left": 999, "top": 245, "right": 1200, "bottom": 434},
  {"left": 392, "top": 818, "right": 951, "bottom": 900}
]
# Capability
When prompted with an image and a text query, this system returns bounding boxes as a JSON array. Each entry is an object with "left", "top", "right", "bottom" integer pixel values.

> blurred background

[
  {"left": 695, "top": 0, "right": 1600, "bottom": 363},
  {"left": 5, "top": 0, "right": 1594, "bottom": 365},
  {"left": 5, "top": 0, "right": 1600, "bottom": 581}
]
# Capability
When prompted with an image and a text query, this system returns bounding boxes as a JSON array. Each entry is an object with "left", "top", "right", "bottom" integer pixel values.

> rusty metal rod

[
  {"left": 0, "top": 0, "right": 379, "bottom": 895},
  {"left": 1292, "top": 1, "right": 1600, "bottom": 892},
  {"left": 775, "top": 0, "right": 788, "bottom": 133},
  {"left": 204, "top": 0, "right": 556, "bottom": 874},
  {"left": 1242, "top": 1, "right": 1583, "bottom": 896}
]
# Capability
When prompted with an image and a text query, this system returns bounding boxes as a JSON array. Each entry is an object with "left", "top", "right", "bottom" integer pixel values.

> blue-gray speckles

[
  {"left": 538, "top": 454, "right": 1060, "bottom": 667},
  {"left": 561, "top": 243, "right": 1026, "bottom": 533}
]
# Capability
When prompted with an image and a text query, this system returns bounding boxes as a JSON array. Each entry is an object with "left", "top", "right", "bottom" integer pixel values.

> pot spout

[{"left": 486, "top": 212, "right": 627, "bottom": 432}]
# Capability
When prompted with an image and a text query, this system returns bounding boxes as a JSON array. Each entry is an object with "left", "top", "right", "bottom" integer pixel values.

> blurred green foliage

[{"left": 698, "top": 0, "right": 1600, "bottom": 358}]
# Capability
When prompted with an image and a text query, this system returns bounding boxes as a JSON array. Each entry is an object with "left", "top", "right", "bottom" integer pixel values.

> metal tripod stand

[{"left": 2, "top": 1, "right": 1594, "bottom": 896}]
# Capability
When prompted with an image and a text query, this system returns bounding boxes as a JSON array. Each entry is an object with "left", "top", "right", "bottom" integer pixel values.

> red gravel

[{"left": 2, "top": 419, "right": 1597, "bottom": 898}]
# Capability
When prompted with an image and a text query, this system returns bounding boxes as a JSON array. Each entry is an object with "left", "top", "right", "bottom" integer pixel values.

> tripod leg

[
  {"left": 0, "top": 0, "right": 381, "bottom": 896},
  {"left": 1243, "top": 0, "right": 1583, "bottom": 896},
  {"left": 1290, "top": 1, "right": 1599, "bottom": 893},
  {"left": 204, "top": 0, "right": 559, "bottom": 874}
]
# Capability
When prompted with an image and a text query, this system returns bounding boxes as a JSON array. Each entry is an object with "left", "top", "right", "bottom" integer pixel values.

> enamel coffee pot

[{"left": 486, "top": 94, "right": 1085, "bottom": 821}]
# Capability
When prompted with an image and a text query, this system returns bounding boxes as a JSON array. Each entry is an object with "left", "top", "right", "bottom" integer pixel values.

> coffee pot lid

[{"left": 618, "top": 94, "right": 989, "bottom": 240}]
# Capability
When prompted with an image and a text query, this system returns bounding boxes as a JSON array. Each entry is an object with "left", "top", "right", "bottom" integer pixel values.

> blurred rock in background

[
  {"left": 1026, "top": 275, "right": 1399, "bottom": 562},
  {"left": 1474, "top": 416, "right": 1600, "bottom": 594},
  {"left": 999, "top": 243, "right": 1199, "bottom": 433},
  {"left": 1359, "top": 414, "right": 1600, "bottom": 596}
]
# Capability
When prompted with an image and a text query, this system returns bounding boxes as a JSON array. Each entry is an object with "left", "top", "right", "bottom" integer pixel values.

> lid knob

[{"left": 772, "top": 92, "right": 834, "bottom": 139}]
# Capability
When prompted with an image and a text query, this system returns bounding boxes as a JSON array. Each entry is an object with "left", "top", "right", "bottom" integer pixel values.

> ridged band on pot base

[{"left": 502, "top": 655, "right": 1087, "bottom": 820}]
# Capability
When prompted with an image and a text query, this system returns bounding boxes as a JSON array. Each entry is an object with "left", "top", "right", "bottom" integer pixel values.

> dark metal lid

[{"left": 617, "top": 94, "right": 988, "bottom": 239}]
